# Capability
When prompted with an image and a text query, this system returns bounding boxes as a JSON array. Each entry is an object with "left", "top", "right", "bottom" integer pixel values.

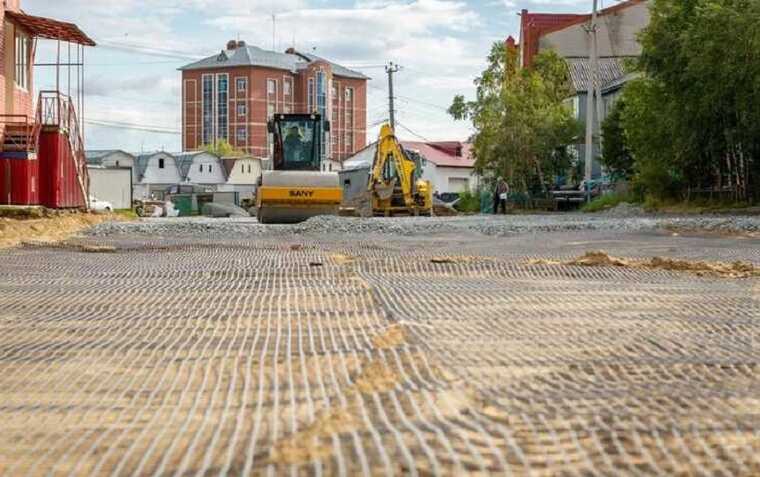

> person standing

[{"left": 493, "top": 177, "right": 509, "bottom": 214}]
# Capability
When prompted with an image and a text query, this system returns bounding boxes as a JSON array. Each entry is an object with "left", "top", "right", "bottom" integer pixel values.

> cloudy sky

[{"left": 26, "top": 0, "right": 597, "bottom": 153}]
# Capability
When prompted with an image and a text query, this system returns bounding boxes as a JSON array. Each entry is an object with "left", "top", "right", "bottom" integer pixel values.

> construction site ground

[{"left": 1, "top": 215, "right": 759, "bottom": 476}]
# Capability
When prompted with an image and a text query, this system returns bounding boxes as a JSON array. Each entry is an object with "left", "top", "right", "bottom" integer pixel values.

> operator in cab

[{"left": 284, "top": 126, "right": 305, "bottom": 164}]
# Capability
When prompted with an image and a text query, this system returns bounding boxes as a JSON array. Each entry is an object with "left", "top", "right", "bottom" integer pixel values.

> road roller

[{"left": 255, "top": 113, "right": 342, "bottom": 224}]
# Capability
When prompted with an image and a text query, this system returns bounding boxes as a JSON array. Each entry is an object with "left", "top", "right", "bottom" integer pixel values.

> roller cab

[{"left": 255, "top": 113, "right": 342, "bottom": 224}]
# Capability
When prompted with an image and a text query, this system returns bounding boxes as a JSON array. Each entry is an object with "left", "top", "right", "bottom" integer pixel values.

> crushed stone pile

[{"left": 83, "top": 214, "right": 760, "bottom": 239}]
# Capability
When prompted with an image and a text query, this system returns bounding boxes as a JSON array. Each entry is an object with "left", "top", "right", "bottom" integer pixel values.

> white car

[{"left": 89, "top": 196, "right": 114, "bottom": 213}]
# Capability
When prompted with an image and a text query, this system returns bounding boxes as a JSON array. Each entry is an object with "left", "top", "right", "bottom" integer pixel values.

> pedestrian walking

[{"left": 493, "top": 177, "right": 509, "bottom": 214}]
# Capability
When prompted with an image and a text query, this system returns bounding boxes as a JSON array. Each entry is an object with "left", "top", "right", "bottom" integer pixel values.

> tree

[
  {"left": 600, "top": 98, "right": 634, "bottom": 181},
  {"left": 621, "top": 0, "right": 760, "bottom": 202},
  {"left": 449, "top": 42, "right": 581, "bottom": 193},
  {"left": 204, "top": 139, "right": 245, "bottom": 157}
]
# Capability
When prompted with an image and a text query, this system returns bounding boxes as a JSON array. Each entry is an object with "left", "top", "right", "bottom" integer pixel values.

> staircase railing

[
  {"left": 0, "top": 114, "right": 41, "bottom": 153},
  {"left": 37, "top": 90, "right": 90, "bottom": 209}
]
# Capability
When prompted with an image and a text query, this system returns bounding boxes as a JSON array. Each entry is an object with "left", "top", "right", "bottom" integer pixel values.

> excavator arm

[{"left": 367, "top": 124, "right": 432, "bottom": 216}]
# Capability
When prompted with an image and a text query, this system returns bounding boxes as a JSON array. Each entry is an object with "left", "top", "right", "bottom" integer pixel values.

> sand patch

[
  {"left": 269, "top": 408, "right": 359, "bottom": 465},
  {"left": 529, "top": 251, "right": 759, "bottom": 278},
  {"left": 330, "top": 253, "right": 357, "bottom": 265},
  {"left": 0, "top": 214, "right": 121, "bottom": 249},
  {"left": 371, "top": 324, "right": 407, "bottom": 349},
  {"left": 354, "top": 359, "right": 400, "bottom": 394}
]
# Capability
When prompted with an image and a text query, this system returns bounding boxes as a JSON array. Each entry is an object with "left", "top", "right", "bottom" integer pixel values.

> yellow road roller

[{"left": 255, "top": 113, "right": 342, "bottom": 224}]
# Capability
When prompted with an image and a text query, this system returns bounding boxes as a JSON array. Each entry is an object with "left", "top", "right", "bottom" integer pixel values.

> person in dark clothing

[{"left": 493, "top": 177, "right": 509, "bottom": 214}]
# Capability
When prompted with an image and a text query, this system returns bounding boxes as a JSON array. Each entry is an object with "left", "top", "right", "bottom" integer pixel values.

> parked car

[{"left": 89, "top": 196, "right": 113, "bottom": 213}]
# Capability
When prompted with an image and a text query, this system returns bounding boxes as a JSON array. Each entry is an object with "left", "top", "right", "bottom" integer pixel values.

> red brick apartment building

[{"left": 180, "top": 41, "right": 368, "bottom": 164}]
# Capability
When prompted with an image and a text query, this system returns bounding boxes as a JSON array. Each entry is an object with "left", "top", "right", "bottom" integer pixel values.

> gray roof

[
  {"left": 174, "top": 151, "right": 208, "bottom": 179},
  {"left": 566, "top": 57, "right": 629, "bottom": 93},
  {"left": 85, "top": 149, "right": 132, "bottom": 165},
  {"left": 299, "top": 52, "right": 369, "bottom": 80},
  {"left": 179, "top": 45, "right": 368, "bottom": 80},
  {"left": 135, "top": 152, "right": 173, "bottom": 181}
]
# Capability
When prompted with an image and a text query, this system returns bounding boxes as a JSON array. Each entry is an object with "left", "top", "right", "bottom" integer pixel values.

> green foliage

[
  {"left": 454, "top": 190, "right": 480, "bottom": 213},
  {"left": 449, "top": 43, "right": 582, "bottom": 193},
  {"left": 203, "top": 139, "right": 245, "bottom": 157},
  {"left": 581, "top": 192, "right": 637, "bottom": 213},
  {"left": 621, "top": 0, "right": 760, "bottom": 202},
  {"left": 600, "top": 99, "right": 634, "bottom": 180}
]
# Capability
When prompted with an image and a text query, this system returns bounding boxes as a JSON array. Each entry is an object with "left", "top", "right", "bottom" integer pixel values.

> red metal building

[{"left": 0, "top": 1, "right": 95, "bottom": 208}]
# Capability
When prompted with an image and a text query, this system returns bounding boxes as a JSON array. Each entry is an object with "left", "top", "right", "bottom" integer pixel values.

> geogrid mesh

[{"left": 0, "top": 231, "right": 758, "bottom": 476}]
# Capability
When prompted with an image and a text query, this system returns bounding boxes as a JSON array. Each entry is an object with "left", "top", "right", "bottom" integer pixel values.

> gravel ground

[
  {"left": 1, "top": 228, "right": 758, "bottom": 475},
  {"left": 6, "top": 216, "right": 760, "bottom": 475},
  {"left": 85, "top": 213, "right": 760, "bottom": 238}
]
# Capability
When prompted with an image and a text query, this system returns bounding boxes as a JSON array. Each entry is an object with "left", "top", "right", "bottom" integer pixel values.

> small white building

[
  {"left": 401, "top": 141, "right": 479, "bottom": 194},
  {"left": 218, "top": 156, "right": 262, "bottom": 199},
  {"left": 176, "top": 151, "right": 226, "bottom": 186},
  {"left": 87, "top": 166, "right": 133, "bottom": 209},
  {"left": 134, "top": 152, "right": 182, "bottom": 199}
]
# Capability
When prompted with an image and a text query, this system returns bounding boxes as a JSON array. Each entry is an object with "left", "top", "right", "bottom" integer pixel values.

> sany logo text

[{"left": 289, "top": 190, "right": 315, "bottom": 198}]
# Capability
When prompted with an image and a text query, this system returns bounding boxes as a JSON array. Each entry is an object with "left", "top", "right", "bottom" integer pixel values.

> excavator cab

[{"left": 255, "top": 114, "right": 342, "bottom": 224}]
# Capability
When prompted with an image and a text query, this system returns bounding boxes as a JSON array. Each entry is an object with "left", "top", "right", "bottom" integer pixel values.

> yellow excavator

[
  {"left": 255, "top": 113, "right": 342, "bottom": 223},
  {"left": 367, "top": 124, "right": 433, "bottom": 217}
]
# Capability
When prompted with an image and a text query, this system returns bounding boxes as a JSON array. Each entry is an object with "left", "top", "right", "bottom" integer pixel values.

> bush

[
  {"left": 581, "top": 192, "right": 637, "bottom": 213},
  {"left": 454, "top": 190, "right": 480, "bottom": 213}
]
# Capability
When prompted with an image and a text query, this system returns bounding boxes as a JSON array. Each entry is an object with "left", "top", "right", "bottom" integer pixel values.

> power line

[
  {"left": 395, "top": 121, "right": 429, "bottom": 142},
  {"left": 86, "top": 119, "right": 181, "bottom": 135}
]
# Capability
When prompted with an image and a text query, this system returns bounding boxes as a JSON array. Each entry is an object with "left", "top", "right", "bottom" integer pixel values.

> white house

[
  {"left": 401, "top": 141, "right": 479, "bottom": 194},
  {"left": 218, "top": 156, "right": 262, "bottom": 198},
  {"left": 85, "top": 150, "right": 136, "bottom": 170},
  {"left": 175, "top": 151, "right": 226, "bottom": 186},
  {"left": 134, "top": 152, "right": 182, "bottom": 199}
]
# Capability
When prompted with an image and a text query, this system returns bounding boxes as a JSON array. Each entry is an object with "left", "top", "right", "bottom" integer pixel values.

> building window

[
  {"left": 236, "top": 77, "right": 247, "bottom": 94},
  {"left": 283, "top": 78, "right": 292, "bottom": 96},
  {"left": 217, "top": 74, "right": 229, "bottom": 140},
  {"left": 199, "top": 164, "right": 203, "bottom": 172},
  {"left": 115, "top": 161, "right": 120, "bottom": 167},
  {"left": 159, "top": 158, "right": 165, "bottom": 169},
  {"left": 15, "top": 33, "right": 29, "bottom": 90},
  {"left": 241, "top": 164, "right": 245, "bottom": 173},
  {"left": 267, "top": 79, "right": 276, "bottom": 95},
  {"left": 237, "top": 127, "right": 247, "bottom": 142},
  {"left": 307, "top": 78, "right": 314, "bottom": 113},
  {"left": 237, "top": 103, "right": 247, "bottom": 117},
  {"left": 345, "top": 88, "right": 353, "bottom": 103},
  {"left": 248, "top": 164, "right": 252, "bottom": 173},
  {"left": 316, "top": 72, "right": 327, "bottom": 160},
  {"left": 209, "top": 165, "right": 213, "bottom": 173},
  {"left": 202, "top": 75, "right": 214, "bottom": 145}
]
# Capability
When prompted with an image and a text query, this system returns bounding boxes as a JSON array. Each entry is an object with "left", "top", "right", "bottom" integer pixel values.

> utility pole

[
  {"left": 386, "top": 62, "right": 400, "bottom": 131},
  {"left": 584, "top": 0, "right": 599, "bottom": 203}
]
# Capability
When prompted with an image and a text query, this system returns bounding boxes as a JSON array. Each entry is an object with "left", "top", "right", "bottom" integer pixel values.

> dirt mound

[
  {"left": 530, "top": 251, "right": 759, "bottom": 278},
  {"left": 0, "top": 214, "right": 120, "bottom": 249}
]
